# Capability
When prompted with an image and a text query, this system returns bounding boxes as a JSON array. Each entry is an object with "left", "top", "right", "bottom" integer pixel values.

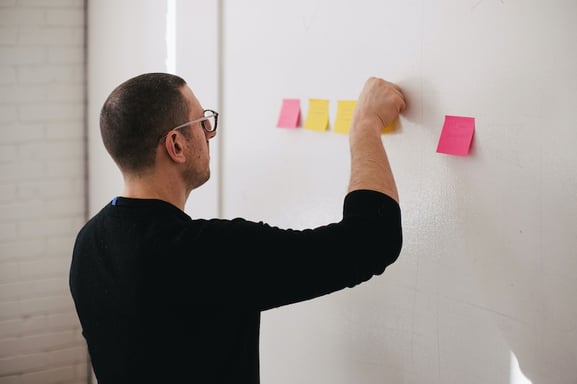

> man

[{"left": 70, "top": 73, "right": 406, "bottom": 383}]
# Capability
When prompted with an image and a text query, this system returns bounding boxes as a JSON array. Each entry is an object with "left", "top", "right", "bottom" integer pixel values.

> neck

[{"left": 122, "top": 169, "right": 188, "bottom": 211}]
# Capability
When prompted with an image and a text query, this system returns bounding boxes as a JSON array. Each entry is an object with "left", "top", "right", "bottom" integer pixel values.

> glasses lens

[{"left": 202, "top": 111, "right": 217, "bottom": 132}]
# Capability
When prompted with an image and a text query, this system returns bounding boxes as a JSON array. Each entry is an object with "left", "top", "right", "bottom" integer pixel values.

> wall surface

[
  {"left": 221, "top": 1, "right": 577, "bottom": 384},
  {"left": 0, "top": 0, "right": 88, "bottom": 383},
  {"left": 84, "top": 1, "right": 577, "bottom": 384}
]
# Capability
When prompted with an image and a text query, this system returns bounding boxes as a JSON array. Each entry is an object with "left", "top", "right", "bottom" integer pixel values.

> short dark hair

[{"left": 100, "top": 72, "right": 189, "bottom": 173}]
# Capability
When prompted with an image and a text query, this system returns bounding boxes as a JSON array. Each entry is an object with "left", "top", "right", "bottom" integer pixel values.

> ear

[{"left": 163, "top": 132, "right": 187, "bottom": 164}]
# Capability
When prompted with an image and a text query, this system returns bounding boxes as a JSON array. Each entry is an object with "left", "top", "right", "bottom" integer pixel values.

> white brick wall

[{"left": 0, "top": 0, "right": 88, "bottom": 383}]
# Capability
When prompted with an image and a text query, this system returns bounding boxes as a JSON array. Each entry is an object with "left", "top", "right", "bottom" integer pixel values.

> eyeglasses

[
  {"left": 159, "top": 109, "right": 219, "bottom": 143},
  {"left": 173, "top": 109, "right": 219, "bottom": 133}
]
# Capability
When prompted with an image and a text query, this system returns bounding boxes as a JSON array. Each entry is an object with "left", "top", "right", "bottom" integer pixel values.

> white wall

[
  {"left": 0, "top": 0, "right": 88, "bottom": 382},
  {"left": 221, "top": 1, "right": 577, "bottom": 384}
]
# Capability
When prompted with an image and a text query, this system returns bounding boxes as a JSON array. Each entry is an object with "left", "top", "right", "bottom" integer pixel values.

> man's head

[{"left": 100, "top": 72, "right": 190, "bottom": 174}]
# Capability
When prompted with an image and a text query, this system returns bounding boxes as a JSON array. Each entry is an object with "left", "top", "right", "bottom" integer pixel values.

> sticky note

[
  {"left": 334, "top": 100, "right": 357, "bottom": 134},
  {"left": 436, "top": 115, "right": 475, "bottom": 156},
  {"left": 381, "top": 120, "right": 396, "bottom": 134},
  {"left": 334, "top": 100, "right": 396, "bottom": 134},
  {"left": 304, "top": 99, "right": 329, "bottom": 131},
  {"left": 276, "top": 98, "right": 301, "bottom": 128}
]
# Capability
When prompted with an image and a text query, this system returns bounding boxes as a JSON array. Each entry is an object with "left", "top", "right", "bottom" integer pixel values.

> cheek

[
  {"left": 190, "top": 131, "right": 205, "bottom": 150},
  {"left": 190, "top": 135, "right": 209, "bottom": 162}
]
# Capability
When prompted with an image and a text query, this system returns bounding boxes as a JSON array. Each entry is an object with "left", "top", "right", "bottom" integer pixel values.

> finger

[
  {"left": 391, "top": 87, "right": 406, "bottom": 112},
  {"left": 393, "top": 83, "right": 404, "bottom": 93},
  {"left": 398, "top": 97, "right": 407, "bottom": 113}
]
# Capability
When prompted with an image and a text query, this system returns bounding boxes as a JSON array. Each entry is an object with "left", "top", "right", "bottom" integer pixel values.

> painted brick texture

[{"left": 0, "top": 0, "right": 88, "bottom": 383}]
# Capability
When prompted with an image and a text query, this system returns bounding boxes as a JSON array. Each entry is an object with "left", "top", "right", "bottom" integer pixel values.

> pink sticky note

[
  {"left": 276, "top": 98, "right": 301, "bottom": 128},
  {"left": 436, "top": 115, "right": 475, "bottom": 156}
]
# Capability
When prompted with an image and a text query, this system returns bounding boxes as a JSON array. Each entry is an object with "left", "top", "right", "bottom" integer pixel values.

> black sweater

[{"left": 69, "top": 189, "right": 402, "bottom": 383}]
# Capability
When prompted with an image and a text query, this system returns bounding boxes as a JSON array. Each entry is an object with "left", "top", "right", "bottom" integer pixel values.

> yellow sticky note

[
  {"left": 304, "top": 99, "right": 329, "bottom": 131},
  {"left": 333, "top": 100, "right": 357, "bottom": 134},
  {"left": 382, "top": 120, "right": 396, "bottom": 134},
  {"left": 334, "top": 99, "right": 395, "bottom": 134}
]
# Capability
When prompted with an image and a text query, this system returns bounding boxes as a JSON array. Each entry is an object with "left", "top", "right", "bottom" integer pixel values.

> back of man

[
  {"left": 70, "top": 198, "right": 263, "bottom": 383},
  {"left": 70, "top": 192, "right": 402, "bottom": 383}
]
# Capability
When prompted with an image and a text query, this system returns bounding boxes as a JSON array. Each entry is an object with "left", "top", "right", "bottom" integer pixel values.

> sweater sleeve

[
  {"left": 233, "top": 189, "right": 403, "bottom": 311},
  {"left": 343, "top": 189, "right": 402, "bottom": 221},
  {"left": 339, "top": 189, "right": 403, "bottom": 284}
]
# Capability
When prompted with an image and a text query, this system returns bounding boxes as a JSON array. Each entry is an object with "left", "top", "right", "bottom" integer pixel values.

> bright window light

[
  {"left": 510, "top": 351, "right": 532, "bottom": 384},
  {"left": 166, "top": 0, "right": 176, "bottom": 73}
]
